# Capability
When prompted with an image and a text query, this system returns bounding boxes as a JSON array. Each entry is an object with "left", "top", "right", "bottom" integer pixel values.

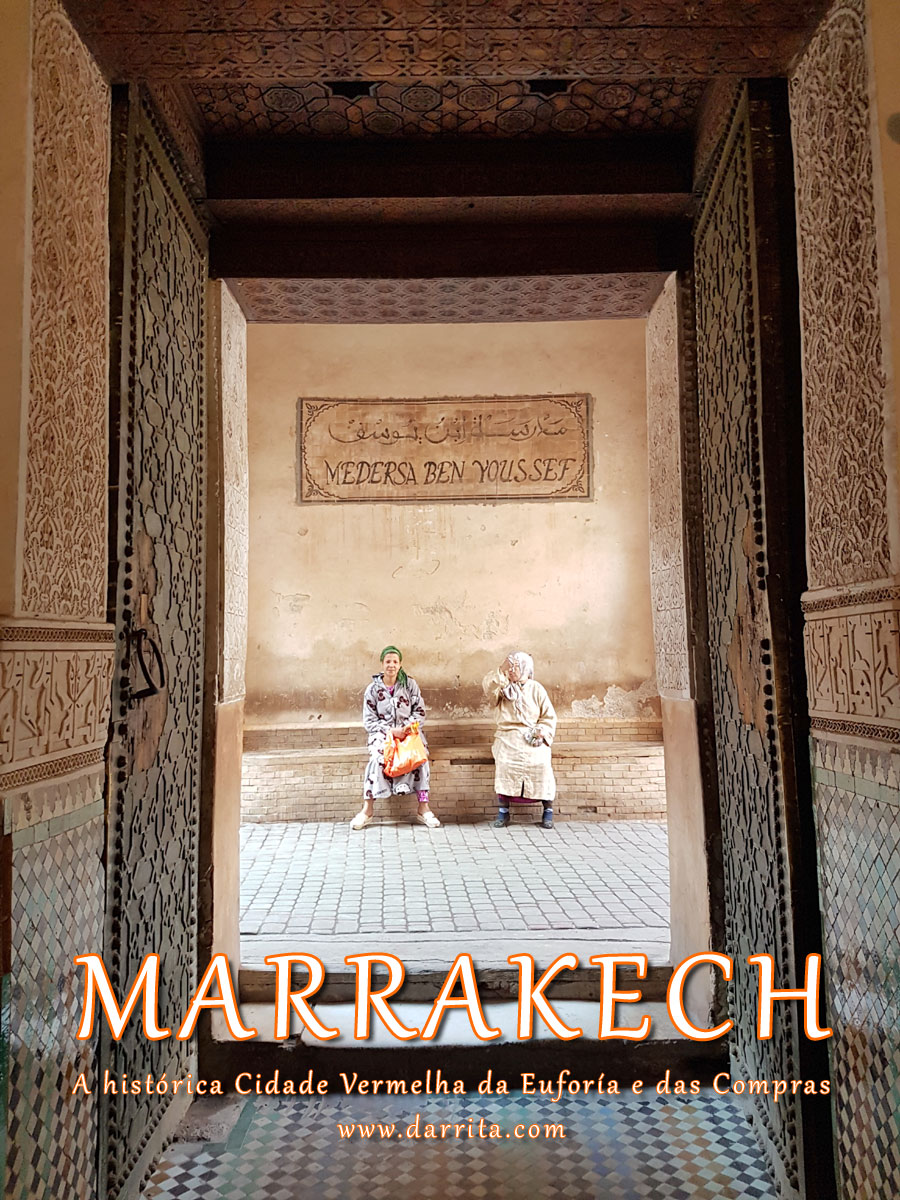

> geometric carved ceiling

[
  {"left": 195, "top": 79, "right": 707, "bottom": 139},
  {"left": 227, "top": 273, "right": 670, "bottom": 324},
  {"left": 64, "top": 1, "right": 832, "bottom": 84},
  {"left": 64, "top": 0, "right": 832, "bottom": 324}
]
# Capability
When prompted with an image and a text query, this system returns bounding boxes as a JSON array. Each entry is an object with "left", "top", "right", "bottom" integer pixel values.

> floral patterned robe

[{"left": 362, "top": 673, "right": 430, "bottom": 801}]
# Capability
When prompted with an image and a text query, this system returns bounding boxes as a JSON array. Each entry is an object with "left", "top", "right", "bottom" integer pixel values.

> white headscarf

[{"left": 501, "top": 651, "right": 534, "bottom": 721}]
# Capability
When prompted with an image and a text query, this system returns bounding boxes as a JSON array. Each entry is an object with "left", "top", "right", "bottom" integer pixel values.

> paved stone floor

[
  {"left": 241, "top": 820, "right": 670, "bottom": 966},
  {"left": 142, "top": 1090, "right": 775, "bottom": 1199}
]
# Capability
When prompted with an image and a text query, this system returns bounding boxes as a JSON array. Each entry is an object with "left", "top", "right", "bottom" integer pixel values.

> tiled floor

[
  {"left": 241, "top": 820, "right": 670, "bottom": 944},
  {"left": 142, "top": 1090, "right": 776, "bottom": 1199}
]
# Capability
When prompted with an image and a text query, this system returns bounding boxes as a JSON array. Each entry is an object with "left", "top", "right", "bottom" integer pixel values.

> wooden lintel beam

[
  {"left": 210, "top": 218, "right": 692, "bottom": 278},
  {"left": 205, "top": 135, "right": 693, "bottom": 201}
]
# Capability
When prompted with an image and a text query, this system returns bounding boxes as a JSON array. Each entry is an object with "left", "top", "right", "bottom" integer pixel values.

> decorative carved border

[
  {"left": 811, "top": 718, "right": 900, "bottom": 744},
  {"left": 0, "top": 748, "right": 105, "bottom": 790},
  {"left": 802, "top": 585, "right": 900, "bottom": 612},
  {"left": 0, "top": 626, "right": 115, "bottom": 643}
]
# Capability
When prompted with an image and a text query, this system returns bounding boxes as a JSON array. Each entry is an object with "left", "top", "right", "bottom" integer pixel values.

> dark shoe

[
  {"left": 539, "top": 809, "right": 553, "bottom": 829},
  {"left": 492, "top": 813, "right": 510, "bottom": 828}
]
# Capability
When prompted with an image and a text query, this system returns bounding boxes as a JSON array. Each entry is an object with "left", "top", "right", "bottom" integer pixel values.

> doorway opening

[{"left": 224, "top": 310, "right": 701, "bottom": 1006}]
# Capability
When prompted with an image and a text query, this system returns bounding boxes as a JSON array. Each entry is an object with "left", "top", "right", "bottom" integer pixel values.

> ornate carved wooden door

[
  {"left": 693, "top": 81, "right": 835, "bottom": 1200},
  {"left": 102, "top": 87, "right": 208, "bottom": 1198}
]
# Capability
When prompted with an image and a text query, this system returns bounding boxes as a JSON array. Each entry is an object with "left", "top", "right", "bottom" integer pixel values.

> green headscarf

[{"left": 380, "top": 645, "right": 408, "bottom": 688}]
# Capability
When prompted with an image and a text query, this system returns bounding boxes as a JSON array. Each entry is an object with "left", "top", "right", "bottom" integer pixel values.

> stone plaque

[{"left": 297, "top": 394, "right": 591, "bottom": 502}]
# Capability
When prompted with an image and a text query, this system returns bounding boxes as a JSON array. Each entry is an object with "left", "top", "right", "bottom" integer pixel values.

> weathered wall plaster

[{"left": 245, "top": 320, "right": 655, "bottom": 723}]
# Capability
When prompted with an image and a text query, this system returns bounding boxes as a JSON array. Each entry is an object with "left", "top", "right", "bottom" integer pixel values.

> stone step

[
  {"left": 204, "top": 1000, "right": 727, "bottom": 1091},
  {"left": 239, "top": 961, "right": 673, "bottom": 1005}
]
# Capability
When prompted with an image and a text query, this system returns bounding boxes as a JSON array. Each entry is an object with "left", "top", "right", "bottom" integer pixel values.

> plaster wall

[{"left": 245, "top": 320, "right": 655, "bottom": 723}]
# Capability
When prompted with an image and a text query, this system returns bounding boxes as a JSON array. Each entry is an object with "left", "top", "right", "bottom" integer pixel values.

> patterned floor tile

[{"left": 142, "top": 1089, "right": 775, "bottom": 1199}]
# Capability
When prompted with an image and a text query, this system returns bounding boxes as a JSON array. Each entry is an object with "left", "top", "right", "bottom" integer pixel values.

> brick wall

[{"left": 241, "top": 719, "right": 666, "bottom": 824}]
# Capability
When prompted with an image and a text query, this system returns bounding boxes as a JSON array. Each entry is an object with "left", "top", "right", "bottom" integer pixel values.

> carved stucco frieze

[
  {"left": 790, "top": 0, "right": 893, "bottom": 589},
  {"left": 23, "top": 0, "right": 110, "bottom": 621},
  {"left": 646, "top": 273, "right": 691, "bottom": 699},
  {"left": 220, "top": 284, "right": 249, "bottom": 703},
  {"left": 804, "top": 593, "right": 900, "bottom": 734},
  {"left": 3, "top": 763, "right": 104, "bottom": 833},
  {"left": 0, "top": 638, "right": 114, "bottom": 770}
]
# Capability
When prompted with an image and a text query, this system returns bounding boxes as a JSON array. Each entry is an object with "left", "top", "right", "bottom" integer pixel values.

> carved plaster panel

[
  {"left": 790, "top": 0, "right": 892, "bottom": 589},
  {"left": 3, "top": 763, "right": 104, "bottom": 834},
  {"left": 0, "top": 633, "right": 114, "bottom": 770},
  {"left": 220, "top": 284, "right": 249, "bottom": 703},
  {"left": 804, "top": 590, "right": 900, "bottom": 736},
  {"left": 646, "top": 273, "right": 690, "bottom": 699},
  {"left": 23, "top": 0, "right": 109, "bottom": 621},
  {"left": 228, "top": 273, "right": 667, "bottom": 324}
]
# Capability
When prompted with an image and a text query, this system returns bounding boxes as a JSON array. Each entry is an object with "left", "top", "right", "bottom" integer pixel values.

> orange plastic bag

[{"left": 383, "top": 721, "right": 428, "bottom": 777}]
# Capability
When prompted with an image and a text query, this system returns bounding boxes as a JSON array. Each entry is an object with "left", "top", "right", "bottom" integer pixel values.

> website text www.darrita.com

[{"left": 337, "top": 1115, "right": 566, "bottom": 1141}]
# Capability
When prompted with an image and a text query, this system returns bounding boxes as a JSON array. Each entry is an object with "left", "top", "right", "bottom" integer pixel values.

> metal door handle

[{"left": 130, "top": 628, "right": 166, "bottom": 700}]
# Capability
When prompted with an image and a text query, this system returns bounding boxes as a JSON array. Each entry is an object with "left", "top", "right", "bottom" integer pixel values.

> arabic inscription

[{"left": 297, "top": 395, "right": 591, "bottom": 503}]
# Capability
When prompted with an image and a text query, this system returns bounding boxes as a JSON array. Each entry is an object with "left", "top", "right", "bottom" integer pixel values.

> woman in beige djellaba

[{"left": 483, "top": 651, "right": 557, "bottom": 829}]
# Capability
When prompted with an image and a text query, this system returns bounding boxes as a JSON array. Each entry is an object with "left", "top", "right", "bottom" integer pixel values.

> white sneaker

[
  {"left": 416, "top": 810, "right": 441, "bottom": 829},
  {"left": 350, "top": 809, "right": 372, "bottom": 831}
]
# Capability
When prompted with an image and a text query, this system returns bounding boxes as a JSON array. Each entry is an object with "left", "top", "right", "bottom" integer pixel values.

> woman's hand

[
  {"left": 501, "top": 655, "right": 522, "bottom": 682},
  {"left": 390, "top": 724, "right": 411, "bottom": 738}
]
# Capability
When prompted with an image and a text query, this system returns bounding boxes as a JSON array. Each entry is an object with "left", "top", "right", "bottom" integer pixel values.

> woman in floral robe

[{"left": 351, "top": 645, "right": 441, "bottom": 830}]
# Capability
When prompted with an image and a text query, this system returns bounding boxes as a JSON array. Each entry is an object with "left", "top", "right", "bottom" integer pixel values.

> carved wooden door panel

[
  {"left": 693, "top": 82, "right": 835, "bottom": 1200},
  {"left": 102, "top": 87, "right": 207, "bottom": 1199}
]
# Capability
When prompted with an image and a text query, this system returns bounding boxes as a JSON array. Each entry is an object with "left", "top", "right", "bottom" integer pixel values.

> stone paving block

[{"left": 241, "top": 819, "right": 670, "bottom": 947}]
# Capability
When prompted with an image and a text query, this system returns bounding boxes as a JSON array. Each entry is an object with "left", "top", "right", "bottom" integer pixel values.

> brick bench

[{"left": 241, "top": 719, "right": 666, "bottom": 824}]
